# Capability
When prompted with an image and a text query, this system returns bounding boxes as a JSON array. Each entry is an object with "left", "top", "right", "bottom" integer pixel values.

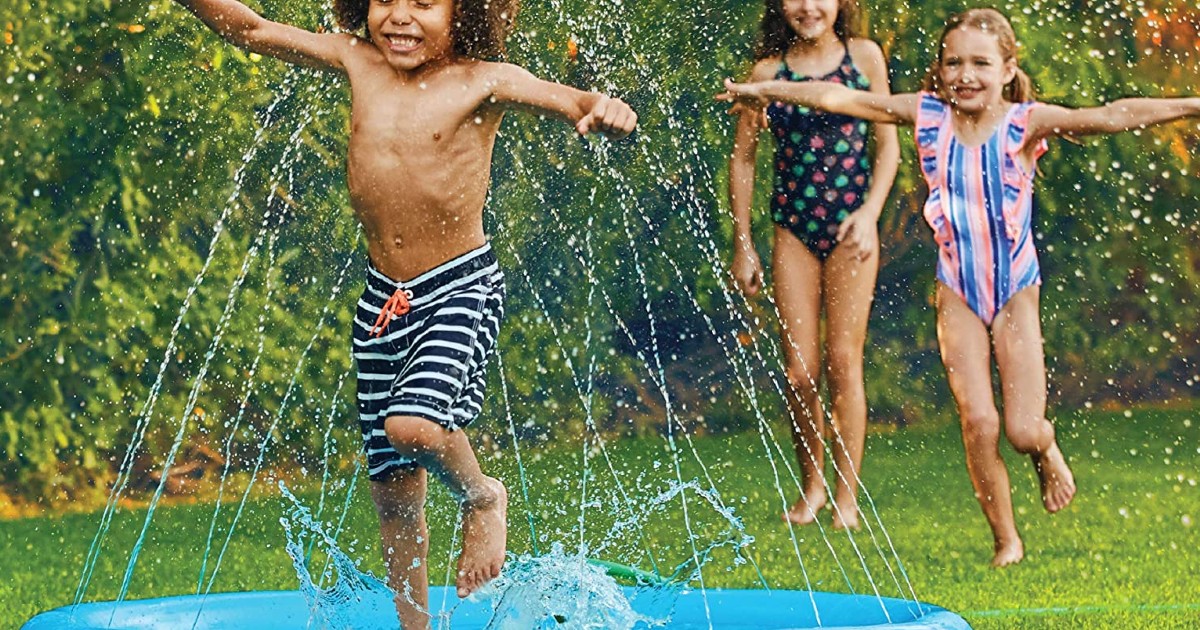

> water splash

[
  {"left": 279, "top": 487, "right": 670, "bottom": 630},
  {"left": 276, "top": 476, "right": 756, "bottom": 629},
  {"left": 280, "top": 483, "right": 397, "bottom": 630},
  {"left": 587, "top": 479, "right": 755, "bottom": 585},
  {"left": 477, "top": 543, "right": 665, "bottom": 630}
]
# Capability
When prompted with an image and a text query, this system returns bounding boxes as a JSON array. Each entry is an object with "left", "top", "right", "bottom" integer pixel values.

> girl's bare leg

[
  {"left": 936, "top": 284, "right": 1023, "bottom": 566},
  {"left": 371, "top": 468, "right": 431, "bottom": 629},
  {"left": 820, "top": 238, "right": 879, "bottom": 530},
  {"left": 773, "top": 229, "right": 828, "bottom": 524},
  {"left": 992, "top": 287, "right": 1076, "bottom": 513}
]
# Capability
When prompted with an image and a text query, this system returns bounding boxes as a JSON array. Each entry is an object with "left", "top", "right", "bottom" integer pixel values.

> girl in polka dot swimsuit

[
  {"left": 768, "top": 52, "right": 873, "bottom": 258},
  {"left": 727, "top": 0, "right": 899, "bottom": 530}
]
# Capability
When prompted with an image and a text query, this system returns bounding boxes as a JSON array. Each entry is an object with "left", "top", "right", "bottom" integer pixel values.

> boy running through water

[{"left": 172, "top": 0, "right": 636, "bottom": 626}]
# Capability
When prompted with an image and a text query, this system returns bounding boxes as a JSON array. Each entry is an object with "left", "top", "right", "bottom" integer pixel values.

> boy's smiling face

[{"left": 368, "top": 0, "right": 456, "bottom": 71}]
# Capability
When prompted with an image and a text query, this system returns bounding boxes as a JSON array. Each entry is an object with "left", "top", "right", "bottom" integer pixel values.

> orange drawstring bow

[{"left": 371, "top": 288, "right": 414, "bottom": 337}]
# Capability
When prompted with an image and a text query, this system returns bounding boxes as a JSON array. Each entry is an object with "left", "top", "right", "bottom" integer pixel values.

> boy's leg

[
  {"left": 370, "top": 468, "right": 431, "bottom": 629},
  {"left": 384, "top": 415, "right": 507, "bottom": 598},
  {"left": 773, "top": 230, "right": 828, "bottom": 524},
  {"left": 936, "top": 284, "right": 1023, "bottom": 566},
  {"left": 992, "top": 287, "right": 1076, "bottom": 513},
  {"left": 821, "top": 236, "right": 879, "bottom": 530}
]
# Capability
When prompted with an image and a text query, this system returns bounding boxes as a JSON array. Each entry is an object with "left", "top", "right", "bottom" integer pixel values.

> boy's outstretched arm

[
  {"left": 175, "top": 0, "right": 350, "bottom": 71},
  {"left": 1027, "top": 97, "right": 1200, "bottom": 140},
  {"left": 485, "top": 64, "right": 637, "bottom": 139},
  {"left": 718, "top": 78, "right": 919, "bottom": 127}
]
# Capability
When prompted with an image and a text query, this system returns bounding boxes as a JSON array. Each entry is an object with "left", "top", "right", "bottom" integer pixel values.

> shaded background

[{"left": 1, "top": 0, "right": 1198, "bottom": 510}]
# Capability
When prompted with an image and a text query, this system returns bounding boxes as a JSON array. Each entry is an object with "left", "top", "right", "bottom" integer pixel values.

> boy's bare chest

[{"left": 350, "top": 79, "right": 490, "bottom": 146}]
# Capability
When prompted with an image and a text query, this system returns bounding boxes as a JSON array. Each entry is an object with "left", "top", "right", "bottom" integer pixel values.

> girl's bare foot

[
  {"left": 783, "top": 489, "right": 827, "bottom": 525},
  {"left": 830, "top": 501, "right": 860, "bottom": 531},
  {"left": 456, "top": 477, "right": 507, "bottom": 598},
  {"left": 1032, "top": 442, "right": 1076, "bottom": 513},
  {"left": 991, "top": 537, "right": 1024, "bottom": 567}
]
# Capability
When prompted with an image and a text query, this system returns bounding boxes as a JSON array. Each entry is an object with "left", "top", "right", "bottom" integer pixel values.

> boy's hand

[{"left": 576, "top": 95, "right": 637, "bottom": 140}]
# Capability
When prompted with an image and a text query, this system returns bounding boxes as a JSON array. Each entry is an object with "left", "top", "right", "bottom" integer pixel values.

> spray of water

[
  {"left": 65, "top": 2, "right": 966, "bottom": 627},
  {"left": 478, "top": 543, "right": 664, "bottom": 630},
  {"left": 280, "top": 483, "right": 397, "bottom": 630}
]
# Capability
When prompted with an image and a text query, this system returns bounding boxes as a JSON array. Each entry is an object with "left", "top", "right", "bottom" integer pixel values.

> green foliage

[
  {"left": 2, "top": 0, "right": 1199, "bottom": 500},
  {"left": 0, "top": 0, "right": 360, "bottom": 499}
]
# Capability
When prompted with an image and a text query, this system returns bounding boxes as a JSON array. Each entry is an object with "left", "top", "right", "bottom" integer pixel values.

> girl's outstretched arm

[
  {"left": 485, "top": 63, "right": 637, "bottom": 139},
  {"left": 719, "top": 78, "right": 920, "bottom": 126},
  {"left": 174, "top": 0, "right": 351, "bottom": 71},
  {"left": 1027, "top": 98, "right": 1200, "bottom": 141}
]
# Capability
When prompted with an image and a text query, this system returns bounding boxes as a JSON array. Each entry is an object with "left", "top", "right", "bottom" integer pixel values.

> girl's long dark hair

[
  {"left": 755, "top": 0, "right": 861, "bottom": 60},
  {"left": 333, "top": 0, "right": 519, "bottom": 60}
]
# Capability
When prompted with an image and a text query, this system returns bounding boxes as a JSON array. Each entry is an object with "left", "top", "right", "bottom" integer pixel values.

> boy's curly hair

[{"left": 333, "top": 0, "right": 519, "bottom": 60}]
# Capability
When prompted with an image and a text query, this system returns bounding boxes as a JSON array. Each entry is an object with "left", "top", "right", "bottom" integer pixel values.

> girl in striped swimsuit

[{"left": 721, "top": 8, "right": 1200, "bottom": 565}]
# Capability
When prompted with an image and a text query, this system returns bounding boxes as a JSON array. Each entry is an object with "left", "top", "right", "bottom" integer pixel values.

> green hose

[{"left": 586, "top": 558, "right": 669, "bottom": 586}]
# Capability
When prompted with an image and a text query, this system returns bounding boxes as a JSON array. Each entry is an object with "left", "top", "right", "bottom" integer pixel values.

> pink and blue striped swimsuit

[{"left": 916, "top": 92, "right": 1048, "bottom": 326}]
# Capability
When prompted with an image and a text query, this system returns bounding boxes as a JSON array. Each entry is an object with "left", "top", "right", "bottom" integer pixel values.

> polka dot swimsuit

[{"left": 766, "top": 46, "right": 872, "bottom": 259}]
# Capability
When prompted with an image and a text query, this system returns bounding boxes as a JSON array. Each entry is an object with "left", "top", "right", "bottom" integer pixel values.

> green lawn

[{"left": 4, "top": 405, "right": 1199, "bottom": 628}]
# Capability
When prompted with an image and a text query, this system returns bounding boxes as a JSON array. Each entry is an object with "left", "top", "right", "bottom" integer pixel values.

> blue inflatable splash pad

[{"left": 25, "top": 587, "right": 970, "bottom": 629}]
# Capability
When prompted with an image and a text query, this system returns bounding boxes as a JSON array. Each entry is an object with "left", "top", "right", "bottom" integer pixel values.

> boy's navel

[{"left": 434, "top": 132, "right": 442, "bottom": 141}]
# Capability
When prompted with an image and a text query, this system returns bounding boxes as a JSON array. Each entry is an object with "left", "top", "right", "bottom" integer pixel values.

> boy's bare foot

[
  {"left": 394, "top": 594, "right": 431, "bottom": 630},
  {"left": 1032, "top": 442, "right": 1076, "bottom": 513},
  {"left": 991, "top": 537, "right": 1024, "bottom": 567},
  {"left": 456, "top": 477, "right": 507, "bottom": 598},
  {"left": 830, "top": 501, "right": 860, "bottom": 531},
  {"left": 782, "top": 489, "right": 827, "bottom": 525}
]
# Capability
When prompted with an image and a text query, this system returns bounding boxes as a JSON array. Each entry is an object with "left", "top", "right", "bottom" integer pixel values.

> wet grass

[{"left": 3, "top": 404, "right": 1198, "bottom": 628}]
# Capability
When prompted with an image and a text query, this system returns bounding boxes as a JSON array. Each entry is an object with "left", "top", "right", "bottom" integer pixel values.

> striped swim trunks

[{"left": 352, "top": 243, "right": 505, "bottom": 481}]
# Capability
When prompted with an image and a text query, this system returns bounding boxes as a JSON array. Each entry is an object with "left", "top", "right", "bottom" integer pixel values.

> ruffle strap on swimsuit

[
  {"left": 915, "top": 93, "right": 1049, "bottom": 249},
  {"left": 999, "top": 101, "right": 1048, "bottom": 242},
  {"left": 915, "top": 93, "right": 954, "bottom": 250}
]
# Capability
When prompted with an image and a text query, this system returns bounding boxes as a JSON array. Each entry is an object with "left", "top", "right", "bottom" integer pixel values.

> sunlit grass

[{"left": 3, "top": 404, "right": 1198, "bottom": 628}]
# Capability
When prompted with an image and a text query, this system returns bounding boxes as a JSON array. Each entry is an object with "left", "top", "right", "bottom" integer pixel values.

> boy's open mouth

[{"left": 385, "top": 34, "right": 423, "bottom": 53}]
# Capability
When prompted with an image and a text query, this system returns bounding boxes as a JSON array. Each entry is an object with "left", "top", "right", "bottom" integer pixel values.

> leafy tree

[{"left": 2, "top": 0, "right": 1196, "bottom": 502}]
